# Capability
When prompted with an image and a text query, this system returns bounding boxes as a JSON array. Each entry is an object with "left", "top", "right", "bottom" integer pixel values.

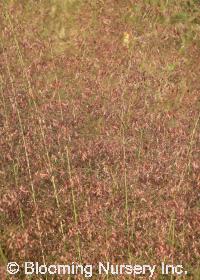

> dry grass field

[{"left": 0, "top": 0, "right": 200, "bottom": 279}]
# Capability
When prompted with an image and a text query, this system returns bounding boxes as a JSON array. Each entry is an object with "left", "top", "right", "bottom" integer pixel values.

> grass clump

[{"left": 0, "top": 0, "right": 200, "bottom": 279}]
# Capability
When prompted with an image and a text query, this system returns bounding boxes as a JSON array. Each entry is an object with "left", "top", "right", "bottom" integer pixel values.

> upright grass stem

[
  {"left": 65, "top": 145, "right": 82, "bottom": 262},
  {"left": 4, "top": 9, "right": 65, "bottom": 237},
  {"left": 1, "top": 44, "right": 46, "bottom": 268}
]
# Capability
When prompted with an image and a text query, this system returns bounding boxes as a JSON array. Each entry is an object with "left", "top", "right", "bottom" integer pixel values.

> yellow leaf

[{"left": 123, "top": 32, "right": 130, "bottom": 47}]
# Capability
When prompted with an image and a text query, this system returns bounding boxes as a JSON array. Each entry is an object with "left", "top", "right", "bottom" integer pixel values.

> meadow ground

[{"left": 0, "top": 0, "right": 200, "bottom": 279}]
